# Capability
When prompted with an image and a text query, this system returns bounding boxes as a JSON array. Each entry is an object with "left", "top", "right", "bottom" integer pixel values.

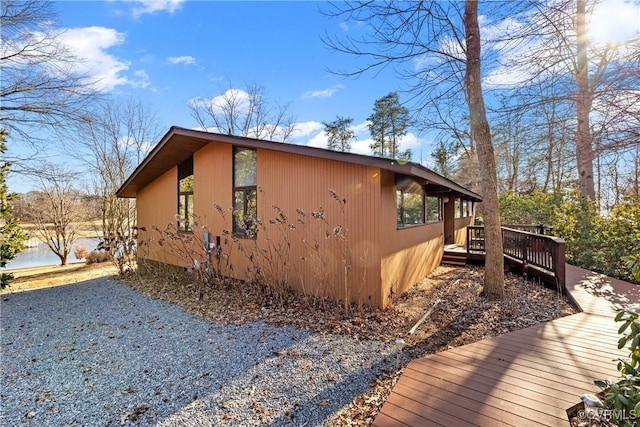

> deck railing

[
  {"left": 466, "top": 225, "right": 566, "bottom": 291},
  {"left": 502, "top": 224, "right": 552, "bottom": 235}
]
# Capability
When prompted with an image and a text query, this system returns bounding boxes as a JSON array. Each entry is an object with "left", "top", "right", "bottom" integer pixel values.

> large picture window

[
  {"left": 178, "top": 157, "right": 194, "bottom": 232},
  {"left": 397, "top": 180, "right": 424, "bottom": 227},
  {"left": 233, "top": 147, "right": 257, "bottom": 237},
  {"left": 425, "top": 195, "right": 442, "bottom": 223}
]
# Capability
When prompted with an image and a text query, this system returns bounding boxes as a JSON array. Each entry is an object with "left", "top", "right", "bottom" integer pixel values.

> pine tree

[
  {"left": 322, "top": 116, "right": 355, "bottom": 152},
  {"left": 367, "top": 92, "right": 411, "bottom": 159},
  {"left": 1, "top": 129, "right": 27, "bottom": 288}
]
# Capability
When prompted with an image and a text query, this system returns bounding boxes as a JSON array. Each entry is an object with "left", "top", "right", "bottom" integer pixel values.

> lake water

[{"left": 2, "top": 238, "right": 102, "bottom": 270}]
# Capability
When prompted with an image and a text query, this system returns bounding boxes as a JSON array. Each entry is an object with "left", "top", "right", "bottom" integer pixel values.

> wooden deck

[{"left": 373, "top": 265, "right": 639, "bottom": 427}]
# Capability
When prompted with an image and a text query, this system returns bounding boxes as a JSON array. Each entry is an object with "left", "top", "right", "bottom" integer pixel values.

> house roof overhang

[{"left": 116, "top": 126, "right": 482, "bottom": 202}]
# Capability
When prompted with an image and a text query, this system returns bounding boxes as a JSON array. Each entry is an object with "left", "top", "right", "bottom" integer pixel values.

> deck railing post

[
  {"left": 466, "top": 226, "right": 470, "bottom": 255},
  {"left": 521, "top": 231, "right": 528, "bottom": 264},
  {"left": 553, "top": 238, "right": 567, "bottom": 292}
]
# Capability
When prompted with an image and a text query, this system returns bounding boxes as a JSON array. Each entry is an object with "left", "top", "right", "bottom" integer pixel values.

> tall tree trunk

[
  {"left": 464, "top": 0, "right": 504, "bottom": 297},
  {"left": 576, "top": 0, "right": 596, "bottom": 200}
]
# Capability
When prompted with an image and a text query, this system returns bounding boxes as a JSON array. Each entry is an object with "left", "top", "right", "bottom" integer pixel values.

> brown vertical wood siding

[
  {"left": 255, "top": 149, "right": 382, "bottom": 307},
  {"left": 134, "top": 137, "right": 466, "bottom": 309},
  {"left": 136, "top": 167, "right": 189, "bottom": 266},
  {"left": 379, "top": 171, "right": 445, "bottom": 308},
  {"left": 136, "top": 141, "right": 385, "bottom": 307},
  {"left": 454, "top": 217, "right": 474, "bottom": 245},
  {"left": 193, "top": 142, "right": 232, "bottom": 232}
]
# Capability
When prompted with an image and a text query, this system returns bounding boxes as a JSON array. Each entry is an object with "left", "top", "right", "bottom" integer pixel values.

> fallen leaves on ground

[
  {"left": 124, "top": 264, "right": 576, "bottom": 425},
  {"left": 120, "top": 405, "right": 148, "bottom": 425}
]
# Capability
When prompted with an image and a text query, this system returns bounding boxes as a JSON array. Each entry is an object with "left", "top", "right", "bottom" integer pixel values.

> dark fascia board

[{"left": 116, "top": 126, "right": 482, "bottom": 202}]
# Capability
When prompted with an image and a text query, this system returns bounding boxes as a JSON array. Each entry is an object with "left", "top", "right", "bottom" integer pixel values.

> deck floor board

[{"left": 373, "top": 265, "right": 638, "bottom": 426}]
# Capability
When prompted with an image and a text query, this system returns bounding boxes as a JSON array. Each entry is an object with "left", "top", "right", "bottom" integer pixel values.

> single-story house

[{"left": 117, "top": 126, "right": 481, "bottom": 309}]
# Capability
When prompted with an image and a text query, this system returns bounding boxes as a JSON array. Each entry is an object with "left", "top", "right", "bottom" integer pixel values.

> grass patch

[{"left": 1, "top": 263, "right": 117, "bottom": 294}]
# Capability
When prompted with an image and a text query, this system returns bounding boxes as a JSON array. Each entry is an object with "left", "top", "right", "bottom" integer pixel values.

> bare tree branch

[
  {"left": 189, "top": 81, "right": 297, "bottom": 142},
  {"left": 0, "top": 0, "right": 100, "bottom": 151}
]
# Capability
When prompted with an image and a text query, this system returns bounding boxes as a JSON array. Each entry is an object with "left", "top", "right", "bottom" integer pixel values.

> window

[
  {"left": 397, "top": 180, "right": 424, "bottom": 227},
  {"left": 178, "top": 157, "right": 194, "bottom": 231},
  {"left": 462, "top": 200, "right": 473, "bottom": 217},
  {"left": 233, "top": 147, "right": 257, "bottom": 237},
  {"left": 454, "top": 198, "right": 462, "bottom": 219},
  {"left": 425, "top": 195, "right": 442, "bottom": 223}
]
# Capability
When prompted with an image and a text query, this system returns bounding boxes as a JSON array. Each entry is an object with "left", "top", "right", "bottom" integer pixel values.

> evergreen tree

[
  {"left": 0, "top": 129, "right": 26, "bottom": 288},
  {"left": 322, "top": 116, "right": 355, "bottom": 152},
  {"left": 431, "top": 140, "right": 455, "bottom": 178},
  {"left": 367, "top": 92, "right": 411, "bottom": 159}
]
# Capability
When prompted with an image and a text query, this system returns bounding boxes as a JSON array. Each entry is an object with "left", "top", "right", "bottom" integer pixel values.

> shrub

[
  {"left": 499, "top": 190, "right": 561, "bottom": 225},
  {"left": 74, "top": 246, "right": 90, "bottom": 260},
  {"left": 595, "top": 310, "right": 640, "bottom": 426},
  {"left": 551, "top": 194, "right": 640, "bottom": 284},
  {"left": 622, "top": 255, "right": 640, "bottom": 283},
  {"left": 550, "top": 191, "right": 599, "bottom": 270},
  {"left": 86, "top": 250, "right": 110, "bottom": 264}
]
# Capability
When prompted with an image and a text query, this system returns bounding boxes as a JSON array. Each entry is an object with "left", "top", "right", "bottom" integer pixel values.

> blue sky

[
  {"left": 6, "top": 0, "right": 640, "bottom": 193},
  {"left": 53, "top": 0, "right": 416, "bottom": 153}
]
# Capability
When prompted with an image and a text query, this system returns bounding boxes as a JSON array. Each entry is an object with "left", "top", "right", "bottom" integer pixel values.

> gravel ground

[{"left": 0, "top": 278, "right": 395, "bottom": 426}]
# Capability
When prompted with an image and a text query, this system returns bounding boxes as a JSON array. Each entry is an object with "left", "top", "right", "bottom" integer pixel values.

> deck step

[{"left": 441, "top": 252, "right": 467, "bottom": 266}]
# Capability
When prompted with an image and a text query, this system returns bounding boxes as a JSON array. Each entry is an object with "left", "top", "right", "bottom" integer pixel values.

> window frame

[
  {"left": 177, "top": 156, "right": 194, "bottom": 232},
  {"left": 396, "top": 179, "right": 425, "bottom": 228},
  {"left": 232, "top": 146, "right": 257, "bottom": 238}
]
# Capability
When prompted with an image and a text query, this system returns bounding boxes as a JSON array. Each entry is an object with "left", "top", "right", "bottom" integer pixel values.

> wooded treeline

[{"left": 1, "top": 0, "right": 638, "bottom": 287}]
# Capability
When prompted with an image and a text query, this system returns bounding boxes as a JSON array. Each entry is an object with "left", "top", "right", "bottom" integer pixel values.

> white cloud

[
  {"left": 352, "top": 121, "right": 369, "bottom": 135},
  {"left": 589, "top": 0, "right": 640, "bottom": 44},
  {"left": 480, "top": 15, "right": 526, "bottom": 46},
  {"left": 290, "top": 121, "right": 324, "bottom": 140},
  {"left": 129, "top": 0, "right": 185, "bottom": 18},
  {"left": 300, "top": 84, "right": 345, "bottom": 99},
  {"left": 296, "top": 120, "right": 372, "bottom": 154},
  {"left": 305, "top": 130, "right": 328, "bottom": 148},
  {"left": 301, "top": 127, "right": 375, "bottom": 155},
  {"left": 167, "top": 55, "right": 195, "bottom": 65},
  {"left": 399, "top": 133, "right": 423, "bottom": 151},
  {"left": 58, "top": 26, "right": 148, "bottom": 92},
  {"left": 350, "top": 137, "right": 375, "bottom": 155},
  {"left": 138, "top": 53, "right": 155, "bottom": 63},
  {"left": 297, "top": 119, "right": 423, "bottom": 157},
  {"left": 338, "top": 20, "right": 366, "bottom": 32},
  {"left": 189, "top": 89, "right": 251, "bottom": 114},
  {"left": 282, "top": 119, "right": 429, "bottom": 160},
  {"left": 131, "top": 69, "right": 150, "bottom": 88}
]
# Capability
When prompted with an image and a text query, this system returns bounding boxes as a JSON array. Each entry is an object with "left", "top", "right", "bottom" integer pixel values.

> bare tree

[
  {"left": 0, "top": 0, "right": 97, "bottom": 152},
  {"left": 464, "top": 0, "right": 504, "bottom": 297},
  {"left": 73, "top": 98, "right": 160, "bottom": 273},
  {"left": 323, "top": 1, "right": 508, "bottom": 296},
  {"left": 189, "top": 81, "right": 297, "bottom": 142},
  {"left": 496, "top": 0, "right": 640, "bottom": 201},
  {"left": 29, "top": 168, "right": 87, "bottom": 266},
  {"left": 574, "top": 0, "right": 595, "bottom": 199}
]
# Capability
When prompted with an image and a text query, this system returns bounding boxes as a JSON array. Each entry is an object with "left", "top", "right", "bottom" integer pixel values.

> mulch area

[{"left": 124, "top": 264, "right": 577, "bottom": 425}]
